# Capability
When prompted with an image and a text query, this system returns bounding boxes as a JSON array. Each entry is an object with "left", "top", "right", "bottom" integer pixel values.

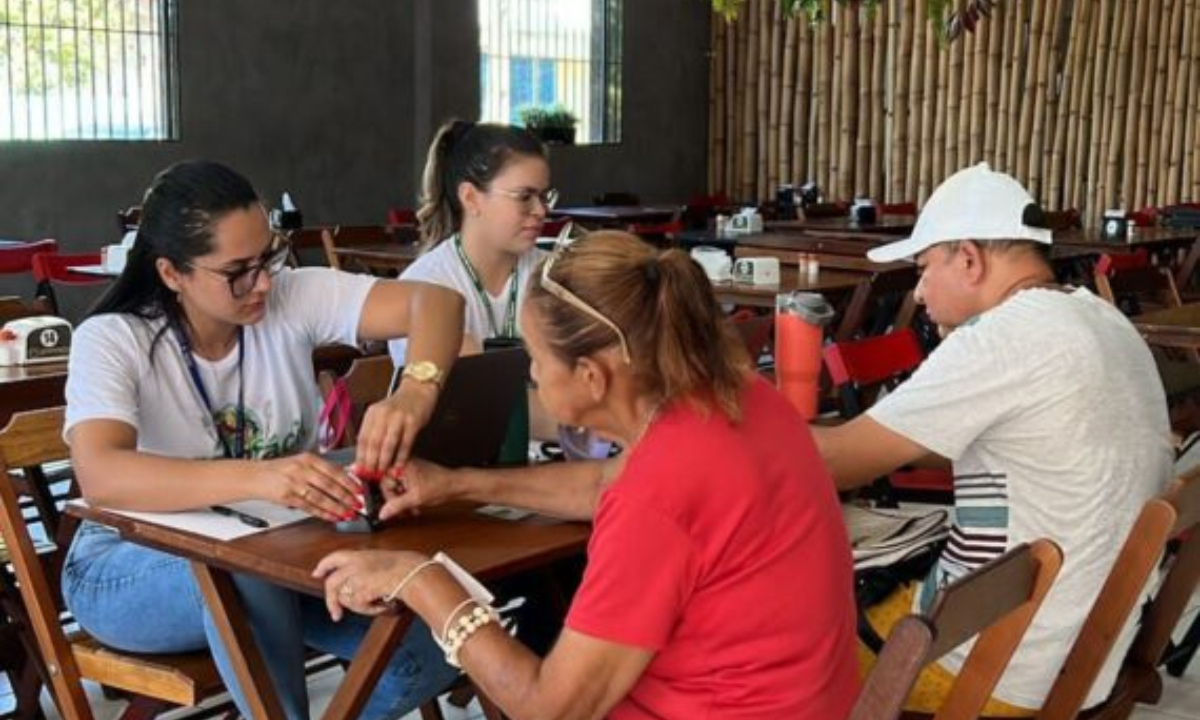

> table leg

[
  {"left": 190, "top": 562, "right": 286, "bottom": 720},
  {"left": 321, "top": 613, "right": 414, "bottom": 720}
]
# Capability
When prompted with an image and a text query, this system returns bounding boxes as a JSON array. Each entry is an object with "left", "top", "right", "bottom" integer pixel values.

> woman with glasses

[
  {"left": 61, "top": 160, "right": 465, "bottom": 720},
  {"left": 315, "top": 231, "right": 860, "bottom": 720},
  {"left": 388, "top": 119, "right": 553, "bottom": 371}
]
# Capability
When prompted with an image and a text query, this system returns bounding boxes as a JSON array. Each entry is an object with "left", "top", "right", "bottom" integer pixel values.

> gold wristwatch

[{"left": 401, "top": 360, "right": 445, "bottom": 388}]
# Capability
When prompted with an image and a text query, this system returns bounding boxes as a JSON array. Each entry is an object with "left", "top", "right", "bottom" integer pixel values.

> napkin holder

[
  {"left": 0, "top": 316, "right": 72, "bottom": 366},
  {"left": 690, "top": 246, "right": 732, "bottom": 283},
  {"left": 733, "top": 257, "right": 781, "bottom": 285},
  {"left": 726, "top": 208, "right": 763, "bottom": 236}
]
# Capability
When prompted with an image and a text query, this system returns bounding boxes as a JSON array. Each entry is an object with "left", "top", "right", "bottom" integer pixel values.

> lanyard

[
  {"left": 453, "top": 235, "right": 519, "bottom": 339},
  {"left": 174, "top": 325, "right": 246, "bottom": 460}
]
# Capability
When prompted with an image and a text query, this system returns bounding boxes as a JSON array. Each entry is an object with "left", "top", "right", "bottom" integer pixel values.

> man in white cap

[{"left": 813, "top": 163, "right": 1172, "bottom": 713}]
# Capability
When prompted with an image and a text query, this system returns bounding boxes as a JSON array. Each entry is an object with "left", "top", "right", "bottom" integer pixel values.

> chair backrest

[
  {"left": 30, "top": 251, "right": 106, "bottom": 317},
  {"left": 0, "top": 295, "right": 53, "bottom": 323},
  {"left": 386, "top": 207, "right": 417, "bottom": 229},
  {"left": 0, "top": 408, "right": 223, "bottom": 720},
  {"left": 317, "top": 354, "right": 396, "bottom": 449},
  {"left": 880, "top": 201, "right": 918, "bottom": 216},
  {"left": 729, "top": 310, "right": 773, "bottom": 364},
  {"left": 627, "top": 209, "right": 684, "bottom": 244},
  {"left": 834, "top": 265, "right": 920, "bottom": 341},
  {"left": 1094, "top": 251, "right": 1181, "bottom": 315},
  {"left": 849, "top": 540, "right": 1064, "bottom": 720},
  {"left": 824, "top": 328, "right": 924, "bottom": 416},
  {"left": 0, "top": 239, "right": 58, "bottom": 276},
  {"left": 1036, "top": 469, "right": 1200, "bottom": 720},
  {"left": 1044, "top": 209, "right": 1083, "bottom": 232},
  {"left": 319, "top": 225, "right": 410, "bottom": 275}
]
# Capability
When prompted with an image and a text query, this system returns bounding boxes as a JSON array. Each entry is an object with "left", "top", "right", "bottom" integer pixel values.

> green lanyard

[{"left": 453, "top": 235, "right": 520, "bottom": 339}]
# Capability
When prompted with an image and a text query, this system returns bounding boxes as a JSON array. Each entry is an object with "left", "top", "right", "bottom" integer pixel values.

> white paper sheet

[{"left": 80, "top": 500, "right": 310, "bottom": 541}]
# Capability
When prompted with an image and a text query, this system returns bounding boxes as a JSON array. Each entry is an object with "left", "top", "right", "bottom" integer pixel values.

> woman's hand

[
  {"left": 313, "top": 549, "right": 430, "bottom": 621},
  {"left": 378, "top": 459, "right": 458, "bottom": 520},
  {"left": 253, "top": 452, "right": 362, "bottom": 523},
  {"left": 355, "top": 380, "right": 440, "bottom": 477}
]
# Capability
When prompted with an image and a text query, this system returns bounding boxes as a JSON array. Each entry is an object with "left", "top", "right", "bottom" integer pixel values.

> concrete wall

[{"left": 0, "top": 0, "right": 710, "bottom": 258}]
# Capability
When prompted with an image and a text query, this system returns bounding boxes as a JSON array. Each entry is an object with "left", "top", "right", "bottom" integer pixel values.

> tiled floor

[{"left": 4, "top": 600, "right": 1198, "bottom": 719}]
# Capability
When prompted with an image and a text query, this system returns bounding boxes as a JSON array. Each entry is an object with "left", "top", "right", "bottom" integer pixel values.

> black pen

[{"left": 210, "top": 505, "right": 270, "bottom": 529}]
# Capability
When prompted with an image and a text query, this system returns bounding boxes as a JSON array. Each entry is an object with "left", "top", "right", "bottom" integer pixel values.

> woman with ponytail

[
  {"left": 62, "top": 160, "right": 464, "bottom": 720},
  {"left": 315, "top": 231, "right": 859, "bottom": 720}
]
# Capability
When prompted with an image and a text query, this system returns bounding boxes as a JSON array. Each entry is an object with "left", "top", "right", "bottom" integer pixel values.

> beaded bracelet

[
  {"left": 440, "top": 601, "right": 499, "bottom": 668},
  {"left": 384, "top": 558, "right": 440, "bottom": 603}
]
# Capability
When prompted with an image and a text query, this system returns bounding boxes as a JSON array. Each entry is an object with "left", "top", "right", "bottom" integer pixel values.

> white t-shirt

[
  {"left": 869, "top": 287, "right": 1173, "bottom": 709},
  {"left": 65, "top": 268, "right": 376, "bottom": 459},
  {"left": 388, "top": 239, "right": 545, "bottom": 365}
]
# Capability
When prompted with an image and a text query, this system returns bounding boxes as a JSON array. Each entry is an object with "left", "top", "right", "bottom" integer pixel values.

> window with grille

[
  {"left": 1, "top": 0, "right": 178, "bottom": 141},
  {"left": 479, "top": 0, "right": 623, "bottom": 145}
]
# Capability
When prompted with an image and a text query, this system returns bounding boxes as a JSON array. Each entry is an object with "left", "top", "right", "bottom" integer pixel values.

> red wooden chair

[
  {"left": 386, "top": 207, "right": 417, "bottom": 228},
  {"left": 0, "top": 239, "right": 58, "bottom": 277},
  {"left": 627, "top": 210, "right": 684, "bottom": 247},
  {"left": 824, "top": 329, "right": 953, "bottom": 504},
  {"left": 31, "top": 251, "right": 105, "bottom": 315}
]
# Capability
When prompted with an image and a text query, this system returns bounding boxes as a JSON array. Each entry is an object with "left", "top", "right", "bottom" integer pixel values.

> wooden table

[
  {"left": 0, "top": 361, "right": 68, "bottom": 427},
  {"left": 765, "top": 214, "right": 917, "bottom": 235},
  {"left": 713, "top": 267, "right": 867, "bottom": 308},
  {"left": 550, "top": 205, "right": 681, "bottom": 227},
  {"left": 1133, "top": 304, "right": 1200, "bottom": 350},
  {"left": 331, "top": 243, "right": 422, "bottom": 275},
  {"left": 66, "top": 502, "right": 590, "bottom": 720},
  {"left": 1055, "top": 226, "right": 1200, "bottom": 250}
]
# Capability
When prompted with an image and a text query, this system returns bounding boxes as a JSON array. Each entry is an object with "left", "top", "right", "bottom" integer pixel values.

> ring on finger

[
  {"left": 340, "top": 582, "right": 354, "bottom": 597},
  {"left": 300, "top": 488, "right": 310, "bottom": 501}
]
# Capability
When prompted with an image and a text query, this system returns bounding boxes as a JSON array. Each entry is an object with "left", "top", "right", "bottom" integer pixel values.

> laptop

[{"left": 323, "top": 347, "right": 529, "bottom": 470}]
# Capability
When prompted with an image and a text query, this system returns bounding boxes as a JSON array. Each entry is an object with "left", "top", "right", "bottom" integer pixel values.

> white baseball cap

[{"left": 867, "top": 163, "right": 1053, "bottom": 263}]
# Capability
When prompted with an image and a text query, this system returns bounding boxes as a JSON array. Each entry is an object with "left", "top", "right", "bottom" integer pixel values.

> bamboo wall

[{"left": 707, "top": 0, "right": 1200, "bottom": 227}]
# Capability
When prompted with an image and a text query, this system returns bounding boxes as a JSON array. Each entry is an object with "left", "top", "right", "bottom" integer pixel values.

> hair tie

[{"left": 644, "top": 258, "right": 661, "bottom": 284}]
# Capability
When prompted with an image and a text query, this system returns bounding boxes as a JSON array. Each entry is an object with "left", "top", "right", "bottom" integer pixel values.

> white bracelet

[
  {"left": 441, "top": 602, "right": 499, "bottom": 668},
  {"left": 384, "top": 558, "right": 440, "bottom": 603}
]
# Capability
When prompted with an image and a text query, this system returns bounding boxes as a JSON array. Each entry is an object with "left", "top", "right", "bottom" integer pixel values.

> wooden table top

[
  {"left": 1055, "top": 226, "right": 1200, "bottom": 249},
  {"left": 68, "top": 501, "right": 591, "bottom": 597},
  {"left": 712, "top": 267, "right": 866, "bottom": 308},
  {"left": 551, "top": 205, "right": 681, "bottom": 225},
  {"left": 765, "top": 214, "right": 917, "bottom": 235}
]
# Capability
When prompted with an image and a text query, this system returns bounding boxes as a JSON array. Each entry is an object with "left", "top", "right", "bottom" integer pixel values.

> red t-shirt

[{"left": 566, "top": 377, "right": 859, "bottom": 720}]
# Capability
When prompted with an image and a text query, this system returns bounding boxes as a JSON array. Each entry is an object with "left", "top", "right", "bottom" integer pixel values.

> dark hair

[
  {"left": 417, "top": 119, "right": 546, "bottom": 247},
  {"left": 527, "top": 231, "right": 751, "bottom": 421},
  {"left": 88, "top": 160, "right": 260, "bottom": 356}
]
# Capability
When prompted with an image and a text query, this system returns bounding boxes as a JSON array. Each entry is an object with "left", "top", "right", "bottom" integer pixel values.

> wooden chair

[
  {"left": 30, "top": 251, "right": 106, "bottom": 317},
  {"left": 1093, "top": 250, "right": 1181, "bottom": 316},
  {"left": 320, "top": 225, "right": 416, "bottom": 276},
  {"left": 1023, "top": 468, "right": 1200, "bottom": 720},
  {"left": 627, "top": 209, "right": 684, "bottom": 247},
  {"left": 317, "top": 354, "right": 397, "bottom": 450},
  {"left": 729, "top": 310, "right": 773, "bottom": 366},
  {"left": 849, "top": 540, "right": 1064, "bottom": 720},
  {"left": 824, "top": 329, "right": 952, "bottom": 504},
  {"left": 0, "top": 408, "right": 225, "bottom": 720},
  {"left": 834, "top": 265, "right": 920, "bottom": 341}
]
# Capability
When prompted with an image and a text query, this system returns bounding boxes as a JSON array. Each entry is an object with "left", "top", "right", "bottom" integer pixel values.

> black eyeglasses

[{"left": 188, "top": 235, "right": 291, "bottom": 299}]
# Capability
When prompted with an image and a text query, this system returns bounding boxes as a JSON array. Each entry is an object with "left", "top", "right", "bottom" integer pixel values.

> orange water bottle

[{"left": 775, "top": 292, "right": 834, "bottom": 419}]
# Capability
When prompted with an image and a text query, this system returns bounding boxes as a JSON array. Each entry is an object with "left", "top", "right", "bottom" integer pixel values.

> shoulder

[
  {"left": 401, "top": 241, "right": 461, "bottom": 281},
  {"left": 74, "top": 313, "right": 157, "bottom": 351}
]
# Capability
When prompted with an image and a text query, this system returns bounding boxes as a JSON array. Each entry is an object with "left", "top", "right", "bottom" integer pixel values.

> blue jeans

[{"left": 62, "top": 521, "right": 459, "bottom": 720}]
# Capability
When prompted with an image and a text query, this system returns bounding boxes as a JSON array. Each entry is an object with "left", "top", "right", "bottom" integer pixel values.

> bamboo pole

[
  {"left": 1131, "top": 0, "right": 1159, "bottom": 208},
  {"left": 919, "top": 1, "right": 938, "bottom": 200},
  {"left": 871, "top": 4, "right": 887, "bottom": 199},
  {"left": 985, "top": 0, "right": 1004, "bottom": 166},
  {"left": 793, "top": 17, "right": 813, "bottom": 182},
  {"left": 1116, "top": 0, "right": 1148, "bottom": 210},
  {"left": 836, "top": 5, "right": 858, "bottom": 200},
  {"left": 737, "top": 6, "right": 753, "bottom": 200},
  {"left": 756, "top": 0, "right": 771, "bottom": 199},
  {"left": 1169, "top": 0, "right": 1196, "bottom": 201},
  {"left": 725, "top": 12, "right": 738, "bottom": 195},
  {"left": 1098, "top": 0, "right": 1130, "bottom": 212},
  {"left": 1186, "top": 0, "right": 1200, "bottom": 198},
  {"left": 709, "top": 17, "right": 722, "bottom": 194},
  {"left": 1152, "top": 0, "right": 1180, "bottom": 205},
  {"left": 780, "top": 12, "right": 798, "bottom": 186},
  {"left": 1088, "top": 0, "right": 1114, "bottom": 223},
  {"left": 906, "top": 0, "right": 926, "bottom": 199},
  {"left": 1004, "top": 0, "right": 1027, "bottom": 172},
  {"left": 816, "top": 13, "right": 832, "bottom": 192},
  {"left": 1064, "top": 0, "right": 1095, "bottom": 210},
  {"left": 945, "top": 21, "right": 964, "bottom": 174},
  {"left": 1050, "top": 0, "right": 1078, "bottom": 209},
  {"left": 766, "top": 0, "right": 781, "bottom": 193},
  {"left": 856, "top": 5, "right": 874, "bottom": 197},
  {"left": 1017, "top": 0, "right": 1044, "bottom": 184},
  {"left": 967, "top": 21, "right": 987, "bottom": 166},
  {"left": 932, "top": 26, "right": 950, "bottom": 185},
  {"left": 997, "top": 0, "right": 1017, "bottom": 171}
]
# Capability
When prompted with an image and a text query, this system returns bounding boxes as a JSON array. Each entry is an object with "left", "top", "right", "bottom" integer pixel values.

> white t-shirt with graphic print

[
  {"left": 869, "top": 286, "right": 1173, "bottom": 709},
  {"left": 65, "top": 267, "right": 376, "bottom": 460},
  {"left": 388, "top": 239, "right": 545, "bottom": 366}
]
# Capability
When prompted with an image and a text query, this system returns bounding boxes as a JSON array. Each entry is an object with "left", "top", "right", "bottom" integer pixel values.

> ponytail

[
  {"left": 529, "top": 231, "right": 750, "bottom": 421},
  {"left": 415, "top": 119, "right": 547, "bottom": 248}
]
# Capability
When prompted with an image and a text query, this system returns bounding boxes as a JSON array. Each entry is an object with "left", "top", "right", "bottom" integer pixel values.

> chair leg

[
  {"left": 1164, "top": 612, "right": 1200, "bottom": 677},
  {"left": 417, "top": 700, "right": 447, "bottom": 720},
  {"left": 114, "top": 697, "right": 173, "bottom": 720},
  {"left": 475, "top": 689, "right": 507, "bottom": 720}
]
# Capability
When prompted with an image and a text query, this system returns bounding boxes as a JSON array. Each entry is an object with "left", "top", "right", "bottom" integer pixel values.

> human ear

[
  {"left": 156, "top": 257, "right": 183, "bottom": 292},
  {"left": 458, "top": 181, "right": 483, "bottom": 218},
  {"left": 575, "top": 357, "right": 610, "bottom": 403}
]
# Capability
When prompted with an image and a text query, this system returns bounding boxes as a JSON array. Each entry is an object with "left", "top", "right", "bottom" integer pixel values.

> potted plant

[{"left": 518, "top": 104, "right": 578, "bottom": 145}]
